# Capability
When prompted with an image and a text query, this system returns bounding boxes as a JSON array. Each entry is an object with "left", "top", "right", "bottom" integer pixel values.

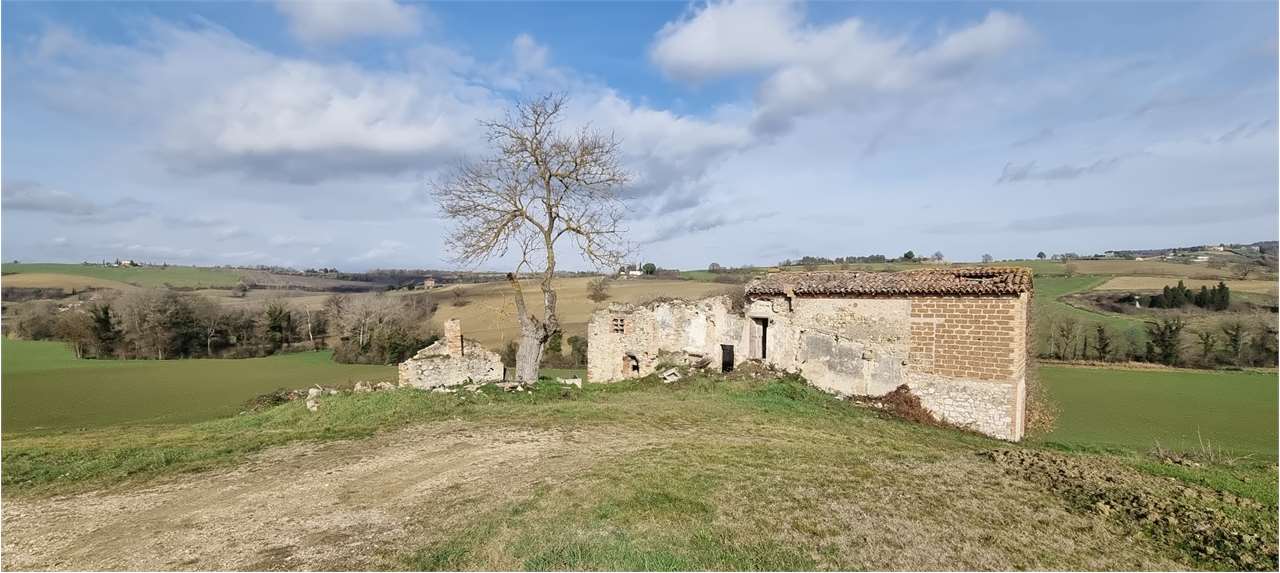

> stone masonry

[
  {"left": 399, "top": 319, "right": 504, "bottom": 389},
  {"left": 587, "top": 268, "right": 1032, "bottom": 441}
]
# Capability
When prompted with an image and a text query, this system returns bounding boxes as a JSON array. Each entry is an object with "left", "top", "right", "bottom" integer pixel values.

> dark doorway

[{"left": 721, "top": 344, "right": 734, "bottom": 372}]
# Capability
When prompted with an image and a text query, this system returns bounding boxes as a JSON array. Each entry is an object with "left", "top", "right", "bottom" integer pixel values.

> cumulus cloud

[
  {"left": 651, "top": 1, "right": 1032, "bottom": 134},
  {"left": 24, "top": 22, "right": 496, "bottom": 184},
  {"left": 275, "top": 0, "right": 421, "bottom": 45}
]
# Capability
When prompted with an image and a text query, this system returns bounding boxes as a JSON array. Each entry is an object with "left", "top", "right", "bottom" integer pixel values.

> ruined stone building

[
  {"left": 399, "top": 319, "right": 504, "bottom": 389},
  {"left": 587, "top": 267, "right": 1033, "bottom": 440}
]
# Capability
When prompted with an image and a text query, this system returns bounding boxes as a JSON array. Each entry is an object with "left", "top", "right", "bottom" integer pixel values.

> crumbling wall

[
  {"left": 749, "top": 297, "right": 911, "bottom": 397},
  {"left": 587, "top": 296, "right": 745, "bottom": 382},
  {"left": 399, "top": 319, "right": 504, "bottom": 389},
  {"left": 746, "top": 292, "right": 1028, "bottom": 441},
  {"left": 588, "top": 289, "right": 1029, "bottom": 441}
]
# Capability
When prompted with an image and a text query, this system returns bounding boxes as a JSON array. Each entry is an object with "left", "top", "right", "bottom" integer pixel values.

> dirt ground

[{"left": 1, "top": 424, "right": 648, "bottom": 571}]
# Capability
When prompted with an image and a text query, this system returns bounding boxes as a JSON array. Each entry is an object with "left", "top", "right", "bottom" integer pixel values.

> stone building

[
  {"left": 399, "top": 319, "right": 504, "bottom": 389},
  {"left": 586, "top": 267, "right": 1032, "bottom": 441}
]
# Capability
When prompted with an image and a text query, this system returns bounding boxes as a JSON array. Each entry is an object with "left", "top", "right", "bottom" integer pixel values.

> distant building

[{"left": 422, "top": 278, "right": 437, "bottom": 288}]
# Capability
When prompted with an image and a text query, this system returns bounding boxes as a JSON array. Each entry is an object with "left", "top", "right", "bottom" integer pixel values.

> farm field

[
  {"left": 1095, "top": 276, "right": 1278, "bottom": 295},
  {"left": 1, "top": 340, "right": 395, "bottom": 431},
  {"left": 1, "top": 263, "right": 245, "bottom": 289},
  {"left": 1039, "top": 365, "right": 1278, "bottom": 456},
  {"left": 0, "top": 272, "right": 137, "bottom": 293},
  {"left": 5, "top": 337, "right": 1275, "bottom": 460},
  {"left": 432, "top": 277, "right": 738, "bottom": 348}
]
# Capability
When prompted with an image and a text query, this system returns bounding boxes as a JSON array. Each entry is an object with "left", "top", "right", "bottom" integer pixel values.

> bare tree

[
  {"left": 1231, "top": 262, "right": 1254, "bottom": 280},
  {"left": 587, "top": 276, "right": 612, "bottom": 303},
  {"left": 434, "top": 94, "right": 629, "bottom": 383}
]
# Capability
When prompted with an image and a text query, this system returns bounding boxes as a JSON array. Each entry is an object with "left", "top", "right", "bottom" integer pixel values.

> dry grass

[
  {"left": 0, "top": 273, "right": 137, "bottom": 292},
  {"left": 431, "top": 277, "right": 737, "bottom": 348},
  {"left": 1095, "top": 276, "right": 1278, "bottom": 295},
  {"left": 1070, "top": 259, "right": 1238, "bottom": 279}
]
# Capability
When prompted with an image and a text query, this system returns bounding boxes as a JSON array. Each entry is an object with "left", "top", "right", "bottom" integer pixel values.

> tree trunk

[
  {"left": 515, "top": 319, "right": 543, "bottom": 383},
  {"left": 306, "top": 310, "right": 316, "bottom": 351},
  {"left": 509, "top": 273, "right": 546, "bottom": 384}
]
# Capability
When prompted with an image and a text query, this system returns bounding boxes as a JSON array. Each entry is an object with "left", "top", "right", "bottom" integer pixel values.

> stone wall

[
  {"left": 587, "top": 296, "right": 745, "bottom": 382},
  {"left": 586, "top": 290, "right": 1029, "bottom": 441},
  {"left": 398, "top": 319, "right": 504, "bottom": 389}
]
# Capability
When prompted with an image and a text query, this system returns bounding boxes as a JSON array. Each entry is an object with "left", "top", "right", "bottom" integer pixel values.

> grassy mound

[{"left": 3, "top": 372, "right": 1275, "bottom": 570}]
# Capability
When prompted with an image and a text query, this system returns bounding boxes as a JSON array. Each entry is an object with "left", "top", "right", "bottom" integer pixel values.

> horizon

[{"left": 3, "top": 1, "right": 1278, "bottom": 272}]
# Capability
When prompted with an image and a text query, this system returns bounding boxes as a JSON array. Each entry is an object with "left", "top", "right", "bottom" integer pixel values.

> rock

[
  {"left": 659, "top": 368, "right": 682, "bottom": 384},
  {"left": 307, "top": 387, "right": 323, "bottom": 399},
  {"left": 375, "top": 381, "right": 396, "bottom": 391},
  {"left": 305, "top": 398, "right": 319, "bottom": 412},
  {"left": 354, "top": 381, "right": 372, "bottom": 393},
  {"left": 557, "top": 377, "right": 583, "bottom": 388}
]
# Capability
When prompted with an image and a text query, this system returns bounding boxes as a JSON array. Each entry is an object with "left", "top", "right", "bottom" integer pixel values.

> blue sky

[{"left": 3, "top": 0, "right": 1276, "bottom": 271}]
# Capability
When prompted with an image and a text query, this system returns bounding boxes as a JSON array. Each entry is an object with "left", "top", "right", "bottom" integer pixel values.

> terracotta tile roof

[{"left": 745, "top": 267, "right": 1033, "bottom": 297}]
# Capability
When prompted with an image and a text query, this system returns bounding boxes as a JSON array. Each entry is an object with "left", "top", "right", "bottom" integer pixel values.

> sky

[{"left": 2, "top": 0, "right": 1277, "bottom": 272}]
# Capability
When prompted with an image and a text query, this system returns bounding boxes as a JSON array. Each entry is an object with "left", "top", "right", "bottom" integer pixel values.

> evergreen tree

[
  {"left": 1213, "top": 281, "right": 1231, "bottom": 310},
  {"left": 1145, "top": 316, "right": 1186, "bottom": 366},
  {"left": 1221, "top": 320, "right": 1246, "bottom": 363},
  {"left": 1194, "top": 286, "right": 1210, "bottom": 308},
  {"left": 89, "top": 304, "right": 119, "bottom": 357},
  {"left": 1094, "top": 323, "right": 1112, "bottom": 361}
]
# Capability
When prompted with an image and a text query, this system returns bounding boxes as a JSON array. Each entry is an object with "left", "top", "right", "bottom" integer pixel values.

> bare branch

[{"left": 431, "top": 94, "right": 632, "bottom": 383}]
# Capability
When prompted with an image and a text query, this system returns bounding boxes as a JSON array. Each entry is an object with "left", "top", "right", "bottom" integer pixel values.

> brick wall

[{"left": 908, "top": 295, "right": 1025, "bottom": 382}]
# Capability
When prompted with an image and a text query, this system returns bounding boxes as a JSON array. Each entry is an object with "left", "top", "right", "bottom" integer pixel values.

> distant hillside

[{"left": 1, "top": 263, "right": 245, "bottom": 289}]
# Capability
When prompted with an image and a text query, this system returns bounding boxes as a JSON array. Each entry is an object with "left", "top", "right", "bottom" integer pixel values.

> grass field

[
  {"left": 433, "top": 277, "right": 738, "bottom": 348},
  {"left": 2, "top": 263, "right": 245, "bottom": 289},
  {"left": 2, "top": 369, "right": 1275, "bottom": 570},
  {"left": 1, "top": 340, "right": 395, "bottom": 431},
  {"left": 1039, "top": 365, "right": 1278, "bottom": 456}
]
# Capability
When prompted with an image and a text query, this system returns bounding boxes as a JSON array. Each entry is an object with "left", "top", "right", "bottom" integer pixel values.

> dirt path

[{"left": 2, "top": 424, "right": 649, "bottom": 571}]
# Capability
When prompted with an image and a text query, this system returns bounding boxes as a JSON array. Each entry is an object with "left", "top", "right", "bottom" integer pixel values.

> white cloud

[
  {"left": 269, "top": 234, "right": 332, "bottom": 247},
  {"left": 651, "top": 1, "right": 1032, "bottom": 134},
  {"left": 3, "top": 181, "right": 98, "bottom": 215},
  {"left": 351, "top": 239, "right": 406, "bottom": 261},
  {"left": 275, "top": 0, "right": 421, "bottom": 45},
  {"left": 651, "top": 0, "right": 803, "bottom": 80},
  {"left": 512, "top": 33, "right": 549, "bottom": 73},
  {"left": 27, "top": 22, "right": 497, "bottom": 184}
]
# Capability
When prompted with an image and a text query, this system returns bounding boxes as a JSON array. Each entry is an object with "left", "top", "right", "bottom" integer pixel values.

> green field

[
  {"left": 6, "top": 340, "right": 1276, "bottom": 460},
  {"left": 1, "top": 263, "right": 245, "bottom": 289},
  {"left": 1, "top": 340, "right": 395, "bottom": 431},
  {"left": 1040, "top": 365, "right": 1278, "bottom": 456}
]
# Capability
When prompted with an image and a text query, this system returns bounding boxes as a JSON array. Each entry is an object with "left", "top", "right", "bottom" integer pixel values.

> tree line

[
  {"left": 1043, "top": 316, "right": 1277, "bottom": 368},
  {"left": 7, "top": 290, "right": 439, "bottom": 365},
  {"left": 1143, "top": 280, "right": 1231, "bottom": 310}
]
